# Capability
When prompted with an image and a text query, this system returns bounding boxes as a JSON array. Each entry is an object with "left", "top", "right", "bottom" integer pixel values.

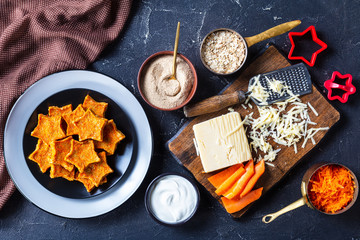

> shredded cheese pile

[
  {"left": 248, "top": 76, "right": 288, "bottom": 105},
  {"left": 266, "top": 76, "right": 287, "bottom": 97},
  {"left": 244, "top": 77, "right": 329, "bottom": 163},
  {"left": 308, "top": 165, "right": 355, "bottom": 213},
  {"left": 248, "top": 76, "right": 269, "bottom": 105}
]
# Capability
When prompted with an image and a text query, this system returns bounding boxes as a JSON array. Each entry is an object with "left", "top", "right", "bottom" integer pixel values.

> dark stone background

[{"left": 2, "top": 0, "right": 360, "bottom": 239}]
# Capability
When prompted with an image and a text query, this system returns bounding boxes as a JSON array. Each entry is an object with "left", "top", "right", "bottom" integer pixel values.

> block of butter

[{"left": 193, "top": 112, "right": 252, "bottom": 173}]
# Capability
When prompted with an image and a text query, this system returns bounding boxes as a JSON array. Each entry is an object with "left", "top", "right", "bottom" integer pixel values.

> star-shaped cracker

[
  {"left": 78, "top": 151, "right": 113, "bottom": 187},
  {"left": 94, "top": 120, "right": 125, "bottom": 155},
  {"left": 51, "top": 136, "right": 74, "bottom": 171},
  {"left": 65, "top": 139, "right": 100, "bottom": 172},
  {"left": 48, "top": 104, "right": 72, "bottom": 117},
  {"left": 28, "top": 139, "right": 53, "bottom": 173},
  {"left": 63, "top": 104, "right": 86, "bottom": 136},
  {"left": 74, "top": 110, "right": 107, "bottom": 141},
  {"left": 82, "top": 95, "right": 108, "bottom": 117},
  {"left": 31, "top": 114, "right": 66, "bottom": 145},
  {"left": 50, "top": 164, "right": 75, "bottom": 181},
  {"left": 76, "top": 174, "right": 107, "bottom": 192}
]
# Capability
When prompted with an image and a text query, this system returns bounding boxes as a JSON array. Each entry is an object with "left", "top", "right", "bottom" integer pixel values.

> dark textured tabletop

[{"left": 2, "top": 1, "right": 360, "bottom": 239}]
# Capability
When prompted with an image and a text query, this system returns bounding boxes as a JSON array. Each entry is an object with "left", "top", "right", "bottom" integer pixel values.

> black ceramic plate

[{"left": 23, "top": 89, "right": 134, "bottom": 198}]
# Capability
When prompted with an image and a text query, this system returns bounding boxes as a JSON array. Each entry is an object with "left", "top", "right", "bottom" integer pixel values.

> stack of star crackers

[{"left": 29, "top": 95, "right": 125, "bottom": 192}]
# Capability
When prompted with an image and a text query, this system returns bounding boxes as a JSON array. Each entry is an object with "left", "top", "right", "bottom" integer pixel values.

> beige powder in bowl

[{"left": 140, "top": 55, "right": 194, "bottom": 109}]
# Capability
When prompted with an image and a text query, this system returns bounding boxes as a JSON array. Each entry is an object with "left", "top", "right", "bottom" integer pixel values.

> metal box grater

[{"left": 249, "top": 63, "right": 312, "bottom": 105}]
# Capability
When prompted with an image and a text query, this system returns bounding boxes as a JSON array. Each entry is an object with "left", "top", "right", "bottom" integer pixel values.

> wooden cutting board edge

[{"left": 166, "top": 45, "right": 341, "bottom": 218}]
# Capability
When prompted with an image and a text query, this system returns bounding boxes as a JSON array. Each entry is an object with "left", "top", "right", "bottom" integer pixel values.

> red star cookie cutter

[
  {"left": 324, "top": 71, "right": 356, "bottom": 103},
  {"left": 288, "top": 25, "right": 327, "bottom": 67}
]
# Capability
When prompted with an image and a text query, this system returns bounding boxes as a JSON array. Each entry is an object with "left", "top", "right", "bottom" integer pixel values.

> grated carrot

[{"left": 308, "top": 165, "right": 355, "bottom": 214}]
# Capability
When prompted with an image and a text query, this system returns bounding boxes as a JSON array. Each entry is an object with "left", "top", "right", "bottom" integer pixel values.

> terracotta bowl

[{"left": 137, "top": 51, "right": 198, "bottom": 111}]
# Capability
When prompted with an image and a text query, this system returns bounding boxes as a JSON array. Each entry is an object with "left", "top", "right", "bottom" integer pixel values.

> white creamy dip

[{"left": 149, "top": 175, "right": 198, "bottom": 223}]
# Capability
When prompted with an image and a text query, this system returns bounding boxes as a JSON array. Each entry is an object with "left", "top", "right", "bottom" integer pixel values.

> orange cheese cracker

[
  {"left": 78, "top": 151, "right": 113, "bottom": 187},
  {"left": 76, "top": 174, "right": 107, "bottom": 192},
  {"left": 76, "top": 174, "right": 96, "bottom": 192},
  {"left": 82, "top": 95, "right": 108, "bottom": 117},
  {"left": 31, "top": 114, "right": 66, "bottom": 145},
  {"left": 94, "top": 120, "right": 125, "bottom": 155},
  {"left": 28, "top": 95, "right": 122, "bottom": 193},
  {"left": 65, "top": 139, "right": 100, "bottom": 172},
  {"left": 48, "top": 104, "right": 72, "bottom": 117},
  {"left": 51, "top": 136, "right": 74, "bottom": 171},
  {"left": 28, "top": 139, "right": 53, "bottom": 173},
  {"left": 50, "top": 164, "right": 75, "bottom": 181},
  {"left": 74, "top": 110, "right": 107, "bottom": 141},
  {"left": 63, "top": 105, "right": 86, "bottom": 136}
]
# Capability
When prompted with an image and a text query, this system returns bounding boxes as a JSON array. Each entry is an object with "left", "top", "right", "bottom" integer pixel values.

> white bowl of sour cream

[{"left": 145, "top": 173, "right": 200, "bottom": 226}]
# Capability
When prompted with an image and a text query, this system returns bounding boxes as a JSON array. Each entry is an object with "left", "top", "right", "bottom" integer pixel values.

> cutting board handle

[
  {"left": 183, "top": 91, "right": 246, "bottom": 117},
  {"left": 245, "top": 20, "right": 301, "bottom": 47}
]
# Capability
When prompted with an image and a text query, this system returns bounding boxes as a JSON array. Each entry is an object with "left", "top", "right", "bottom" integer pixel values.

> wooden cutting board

[{"left": 167, "top": 45, "right": 340, "bottom": 218}]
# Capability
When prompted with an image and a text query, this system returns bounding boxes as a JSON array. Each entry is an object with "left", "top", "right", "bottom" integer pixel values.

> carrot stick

[
  {"left": 215, "top": 166, "right": 246, "bottom": 196},
  {"left": 240, "top": 160, "right": 265, "bottom": 198},
  {"left": 208, "top": 164, "right": 243, "bottom": 188},
  {"left": 222, "top": 187, "right": 263, "bottom": 214},
  {"left": 223, "top": 160, "right": 254, "bottom": 199}
]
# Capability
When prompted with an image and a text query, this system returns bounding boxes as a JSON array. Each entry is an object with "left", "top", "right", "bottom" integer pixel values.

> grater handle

[{"left": 183, "top": 91, "right": 246, "bottom": 117}]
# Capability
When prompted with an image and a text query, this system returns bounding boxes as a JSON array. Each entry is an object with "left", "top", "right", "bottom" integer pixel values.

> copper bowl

[
  {"left": 137, "top": 51, "right": 198, "bottom": 111},
  {"left": 199, "top": 28, "right": 248, "bottom": 76},
  {"left": 302, "top": 162, "right": 359, "bottom": 215},
  {"left": 200, "top": 21, "right": 302, "bottom": 75},
  {"left": 263, "top": 162, "right": 358, "bottom": 223}
]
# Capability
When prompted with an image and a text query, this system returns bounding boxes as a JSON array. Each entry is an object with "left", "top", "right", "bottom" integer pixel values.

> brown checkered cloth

[{"left": 0, "top": 0, "right": 132, "bottom": 209}]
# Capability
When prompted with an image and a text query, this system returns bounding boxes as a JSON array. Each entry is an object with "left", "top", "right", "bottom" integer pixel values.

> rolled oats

[{"left": 201, "top": 30, "right": 246, "bottom": 74}]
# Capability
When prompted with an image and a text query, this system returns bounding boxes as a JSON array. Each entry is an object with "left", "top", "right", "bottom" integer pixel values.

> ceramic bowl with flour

[{"left": 138, "top": 51, "right": 197, "bottom": 111}]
